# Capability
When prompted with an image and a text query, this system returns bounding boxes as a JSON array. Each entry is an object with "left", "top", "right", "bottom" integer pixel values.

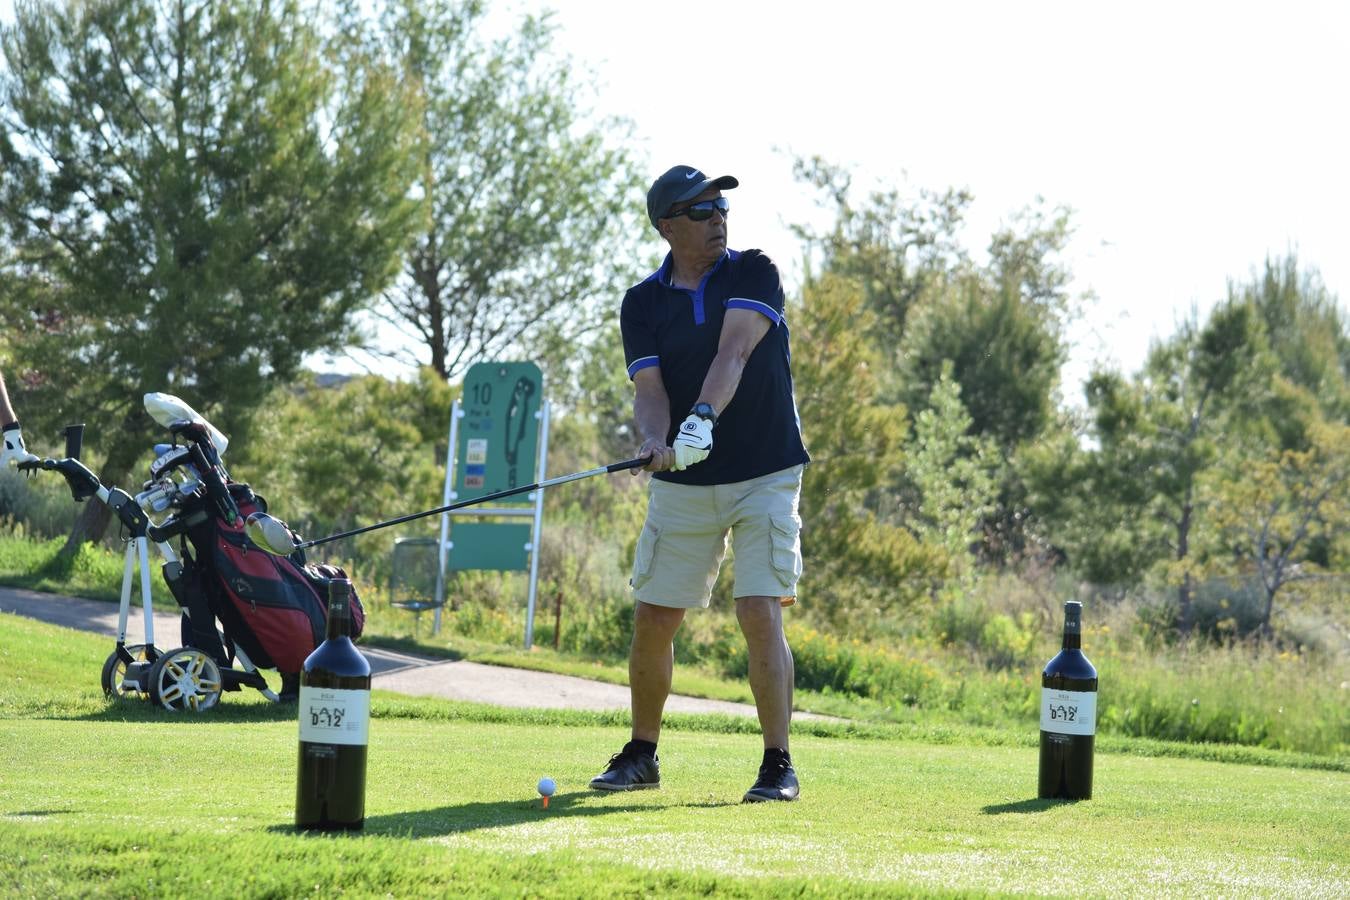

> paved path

[{"left": 0, "top": 586, "right": 835, "bottom": 722}]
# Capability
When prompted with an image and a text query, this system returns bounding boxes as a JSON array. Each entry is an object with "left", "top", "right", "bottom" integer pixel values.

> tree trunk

[
  {"left": 1260, "top": 586, "right": 1277, "bottom": 641},
  {"left": 428, "top": 286, "right": 447, "bottom": 381},
  {"left": 61, "top": 498, "right": 115, "bottom": 555},
  {"left": 1177, "top": 571, "right": 1194, "bottom": 637},
  {"left": 1176, "top": 499, "right": 1194, "bottom": 636}
]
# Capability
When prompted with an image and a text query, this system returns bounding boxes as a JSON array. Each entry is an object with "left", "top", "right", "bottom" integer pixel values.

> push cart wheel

[
  {"left": 101, "top": 644, "right": 150, "bottom": 700},
  {"left": 147, "top": 647, "right": 223, "bottom": 712}
]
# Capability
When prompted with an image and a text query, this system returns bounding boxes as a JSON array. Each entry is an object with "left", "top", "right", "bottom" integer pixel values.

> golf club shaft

[{"left": 292, "top": 455, "right": 650, "bottom": 550}]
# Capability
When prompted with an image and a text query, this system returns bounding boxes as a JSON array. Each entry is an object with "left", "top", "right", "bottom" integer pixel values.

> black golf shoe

[
  {"left": 588, "top": 746, "right": 660, "bottom": 791},
  {"left": 742, "top": 758, "right": 800, "bottom": 802}
]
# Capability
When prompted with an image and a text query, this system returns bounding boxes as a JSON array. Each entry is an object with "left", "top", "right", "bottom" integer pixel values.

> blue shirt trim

[
  {"left": 627, "top": 356, "right": 659, "bottom": 379},
  {"left": 725, "top": 297, "right": 782, "bottom": 325}
]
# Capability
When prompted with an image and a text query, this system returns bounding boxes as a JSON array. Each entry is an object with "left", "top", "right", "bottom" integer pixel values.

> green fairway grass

[{"left": 2, "top": 614, "right": 1347, "bottom": 897}]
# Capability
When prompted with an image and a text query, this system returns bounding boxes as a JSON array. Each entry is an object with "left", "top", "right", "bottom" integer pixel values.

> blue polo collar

[{"left": 647, "top": 250, "right": 735, "bottom": 326}]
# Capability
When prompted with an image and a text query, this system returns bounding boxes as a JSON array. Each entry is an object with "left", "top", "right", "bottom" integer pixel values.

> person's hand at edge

[{"left": 1, "top": 422, "right": 39, "bottom": 468}]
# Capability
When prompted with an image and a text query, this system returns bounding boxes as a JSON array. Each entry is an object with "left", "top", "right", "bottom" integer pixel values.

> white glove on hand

[
  {"left": 672, "top": 414, "right": 713, "bottom": 471},
  {"left": 1, "top": 424, "right": 39, "bottom": 468}
]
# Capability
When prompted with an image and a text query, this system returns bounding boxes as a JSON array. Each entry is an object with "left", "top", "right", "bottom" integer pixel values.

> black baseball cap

[{"left": 646, "top": 165, "right": 739, "bottom": 229}]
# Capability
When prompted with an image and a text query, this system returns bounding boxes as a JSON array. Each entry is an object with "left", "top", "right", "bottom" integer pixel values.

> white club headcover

[{"left": 143, "top": 392, "right": 229, "bottom": 456}]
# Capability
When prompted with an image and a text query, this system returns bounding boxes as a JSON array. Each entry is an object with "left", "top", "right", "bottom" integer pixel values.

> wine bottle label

[
  {"left": 1040, "top": 687, "right": 1097, "bottom": 736},
  {"left": 298, "top": 686, "right": 370, "bottom": 746}
]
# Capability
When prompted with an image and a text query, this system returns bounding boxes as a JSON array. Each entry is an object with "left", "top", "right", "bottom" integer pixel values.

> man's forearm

[
  {"left": 0, "top": 371, "right": 17, "bottom": 426},
  {"left": 634, "top": 386, "right": 671, "bottom": 444},
  {"left": 696, "top": 348, "right": 750, "bottom": 417},
  {"left": 694, "top": 308, "right": 770, "bottom": 418}
]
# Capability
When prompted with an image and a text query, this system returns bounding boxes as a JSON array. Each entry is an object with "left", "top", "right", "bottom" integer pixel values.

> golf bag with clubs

[
  {"left": 22, "top": 392, "right": 363, "bottom": 709},
  {"left": 174, "top": 480, "right": 367, "bottom": 693},
  {"left": 147, "top": 398, "right": 365, "bottom": 697}
]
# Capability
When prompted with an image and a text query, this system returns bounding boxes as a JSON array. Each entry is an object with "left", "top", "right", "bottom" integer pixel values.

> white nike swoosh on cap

[{"left": 685, "top": 171, "right": 700, "bottom": 179}]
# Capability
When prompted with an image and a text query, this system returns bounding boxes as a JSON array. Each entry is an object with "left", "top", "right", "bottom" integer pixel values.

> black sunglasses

[{"left": 665, "top": 197, "right": 730, "bottom": 222}]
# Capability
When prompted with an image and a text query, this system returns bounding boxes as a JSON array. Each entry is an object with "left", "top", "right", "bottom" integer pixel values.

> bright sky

[
  {"left": 535, "top": 0, "right": 1349, "bottom": 399},
  {"left": 3, "top": 1, "right": 1346, "bottom": 400}
]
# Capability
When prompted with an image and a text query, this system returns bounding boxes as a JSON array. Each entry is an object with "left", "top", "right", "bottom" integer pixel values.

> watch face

[{"left": 693, "top": 403, "right": 717, "bottom": 423}]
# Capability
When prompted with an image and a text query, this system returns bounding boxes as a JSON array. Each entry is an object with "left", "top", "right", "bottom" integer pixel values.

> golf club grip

[{"left": 294, "top": 455, "right": 652, "bottom": 550}]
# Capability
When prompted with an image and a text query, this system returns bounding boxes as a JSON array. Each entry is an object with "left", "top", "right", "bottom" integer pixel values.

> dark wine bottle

[
  {"left": 1038, "top": 600, "right": 1098, "bottom": 800},
  {"left": 295, "top": 578, "right": 371, "bottom": 831}
]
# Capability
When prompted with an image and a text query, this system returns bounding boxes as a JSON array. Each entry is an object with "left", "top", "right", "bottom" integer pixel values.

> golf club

[{"left": 245, "top": 455, "right": 652, "bottom": 556}]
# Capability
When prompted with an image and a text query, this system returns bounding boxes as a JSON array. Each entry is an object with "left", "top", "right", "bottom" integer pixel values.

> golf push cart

[{"left": 21, "top": 393, "right": 357, "bottom": 712}]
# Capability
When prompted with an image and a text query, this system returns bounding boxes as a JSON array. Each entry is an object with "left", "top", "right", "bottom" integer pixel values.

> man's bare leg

[
  {"left": 629, "top": 600, "right": 686, "bottom": 742},
  {"left": 735, "top": 595, "right": 793, "bottom": 749}
]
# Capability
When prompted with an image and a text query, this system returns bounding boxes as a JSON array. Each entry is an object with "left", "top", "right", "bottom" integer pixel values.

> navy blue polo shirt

[{"left": 620, "top": 248, "right": 810, "bottom": 485}]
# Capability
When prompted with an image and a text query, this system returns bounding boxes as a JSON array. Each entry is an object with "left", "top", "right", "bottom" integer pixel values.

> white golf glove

[
  {"left": 1, "top": 423, "right": 39, "bottom": 468},
  {"left": 672, "top": 414, "right": 713, "bottom": 471}
]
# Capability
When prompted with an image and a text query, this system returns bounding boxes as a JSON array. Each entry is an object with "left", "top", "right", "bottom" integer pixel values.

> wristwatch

[{"left": 690, "top": 402, "right": 718, "bottom": 426}]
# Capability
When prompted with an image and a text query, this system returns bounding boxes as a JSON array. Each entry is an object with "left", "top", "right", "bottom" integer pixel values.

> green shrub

[
  {"left": 783, "top": 624, "right": 947, "bottom": 710},
  {"left": 559, "top": 593, "right": 633, "bottom": 658},
  {"left": 978, "top": 612, "right": 1037, "bottom": 670},
  {"left": 1191, "top": 575, "right": 1267, "bottom": 639},
  {"left": 0, "top": 471, "right": 78, "bottom": 540},
  {"left": 0, "top": 527, "right": 175, "bottom": 607},
  {"left": 436, "top": 602, "right": 519, "bottom": 645},
  {"left": 674, "top": 609, "right": 740, "bottom": 669},
  {"left": 931, "top": 594, "right": 987, "bottom": 649}
]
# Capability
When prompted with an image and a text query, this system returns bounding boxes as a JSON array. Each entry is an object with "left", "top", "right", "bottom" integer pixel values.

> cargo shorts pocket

[
  {"left": 630, "top": 522, "right": 662, "bottom": 590},
  {"left": 770, "top": 514, "right": 802, "bottom": 583}
]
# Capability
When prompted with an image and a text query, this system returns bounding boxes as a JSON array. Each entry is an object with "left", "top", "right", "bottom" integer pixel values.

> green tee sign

[{"left": 455, "top": 361, "right": 543, "bottom": 502}]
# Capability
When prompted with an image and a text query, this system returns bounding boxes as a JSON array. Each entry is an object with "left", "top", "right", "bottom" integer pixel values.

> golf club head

[{"left": 244, "top": 512, "right": 298, "bottom": 556}]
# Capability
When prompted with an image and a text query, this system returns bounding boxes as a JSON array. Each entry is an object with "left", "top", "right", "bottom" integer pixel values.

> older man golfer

[{"left": 588, "top": 165, "right": 810, "bottom": 802}]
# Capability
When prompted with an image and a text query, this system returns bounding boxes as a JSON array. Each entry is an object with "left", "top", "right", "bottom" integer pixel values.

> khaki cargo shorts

[{"left": 630, "top": 465, "right": 804, "bottom": 609}]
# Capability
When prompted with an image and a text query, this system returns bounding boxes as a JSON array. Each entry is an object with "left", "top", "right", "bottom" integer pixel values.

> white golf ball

[{"left": 537, "top": 777, "right": 556, "bottom": 797}]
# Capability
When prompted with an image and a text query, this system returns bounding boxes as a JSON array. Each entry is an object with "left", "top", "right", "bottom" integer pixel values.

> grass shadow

[
  {"left": 981, "top": 798, "right": 1079, "bottom": 814},
  {"left": 69, "top": 696, "right": 299, "bottom": 724},
  {"left": 266, "top": 791, "right": 740, "bottom": 838}
]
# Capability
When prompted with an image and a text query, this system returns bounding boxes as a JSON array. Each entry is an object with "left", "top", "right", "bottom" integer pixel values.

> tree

[
  {"left": 790, "top": 273, "right": 944, "bottom": 629},
  {"left": 791, "top": 155, "right": 971, "bottom": 351},
  {"left": 547, "top": 320, "right": 642, "bottom": 467},
  {"left": 346, "top": 0, "right": 647, "bottom": 381},
  {"left": 895, "top": 205, "right": 1075, "bottom": 563},
  {"left": 1027, "top": 257, "right": 1348, "bottom": 622},
  {"left": 1247, "top": 256, "right": 1347, "bottom": 394},
  {"left": 1230, "top": 254, "right": 1350, "bottom": 443},
  {"left": 0, "top": 0, "right": 418, "bottom": 548},
  {"left": 229, "top": 372, "right": 454, "bottom": 564},
  {"left": 791, "top": 160, "right": 1076, "bottom": 564},
  {"left": 1207, "top": 416, "right": 1349, "bottom": 638},
  {"left": 897, "top": 203, "right": 1073, "bottom": 452},
  {"left": 1079, "top": 301, "right": 1268, "bottom": 632},
  {"left": 906, "top": 362, "right": 1000, "bottom": 581}
]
